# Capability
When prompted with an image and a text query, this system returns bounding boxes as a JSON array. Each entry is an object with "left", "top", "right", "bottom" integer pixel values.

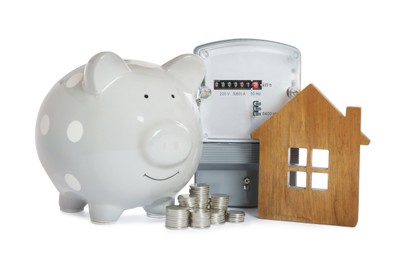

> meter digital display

[{"left": 214, "top": 80, "right": 262, "bottom": 90}]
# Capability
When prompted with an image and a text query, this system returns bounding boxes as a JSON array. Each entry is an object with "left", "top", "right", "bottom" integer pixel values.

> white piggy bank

[{"left": 36, "top": 52, "right": 205, "bottom": 224}]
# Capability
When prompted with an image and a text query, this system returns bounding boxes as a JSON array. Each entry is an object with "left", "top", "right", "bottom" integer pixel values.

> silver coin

[
  {"left": 210, "top": 209, "right": 226, "bottom": 224},
  {"left": 165, "top": 205, "right": 190, "bottom": 229},
  {"left": 190, "top": 183, "right": 209, "bottom": 189},
  {"left": 178, "top": 194, "right": 198, "bottom": 209},
  {"left": 227, "top": 210, "right": 245, "bottom": 216},
  {"left": 210, "top": 194, "right": 229, "bottom": 210},
  {"left": 166, "top": 205, "right": 188, "bottom": 211},
  {"left": 226, "top": 210, "right": 245, "bottom": 223},
  {"left": 211, "top": 194, "right": 229, "bottom": 198},
  {"left": 189, "top": 208, "right": 211, "bottom": 228},
  {"left": 165, "top": 224, "right": 188, "bottom": 230},
  {"left": 189, "top": 184, "right": 210, "bottom": 209}
]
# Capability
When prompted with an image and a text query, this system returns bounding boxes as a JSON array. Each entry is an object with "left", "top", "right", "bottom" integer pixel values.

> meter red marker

[{"left": 251, "top": 81, "right": 260, "bottom": 89}]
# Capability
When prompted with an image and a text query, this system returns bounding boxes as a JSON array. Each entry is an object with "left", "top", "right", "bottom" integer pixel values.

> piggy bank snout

[{"left": 144, "top": 123, "right": 193, "bottom": 167}]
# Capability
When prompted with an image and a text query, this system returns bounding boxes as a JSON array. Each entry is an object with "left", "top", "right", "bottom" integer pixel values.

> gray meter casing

[{"left": 194, "top": 39, "right": 301, "bottom": 207}]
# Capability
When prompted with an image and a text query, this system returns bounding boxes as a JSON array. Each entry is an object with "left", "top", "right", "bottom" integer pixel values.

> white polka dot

[
  {"left": 40, "top": 114, "right": 50, "bottom": 135},
  {"left": 66, "top": 73, "right": 83, "bottom": 88},
  {"left": 64, "top": 174, "right": 81, "bottom": 191},
  {"left": 67, "top": 121, "right": 83, "bottom": 143}
]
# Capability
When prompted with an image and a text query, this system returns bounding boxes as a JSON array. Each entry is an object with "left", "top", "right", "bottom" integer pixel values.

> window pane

[
  {"left": 311, "top": 172, "right": 328, "bottom": 190},
  {"left": 288, "top": 171, "right": 306, "bottom": 189},
  {"left": 312, "top": 149, "right": 329, "bottom": 169},
  {"left": 288, "top": 148, "right": 307, "bottom": 167}
]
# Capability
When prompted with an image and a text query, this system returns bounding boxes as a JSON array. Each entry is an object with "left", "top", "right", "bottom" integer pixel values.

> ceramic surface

[{"left": 36, "top": 52, "right": 205, "bottom": 223}]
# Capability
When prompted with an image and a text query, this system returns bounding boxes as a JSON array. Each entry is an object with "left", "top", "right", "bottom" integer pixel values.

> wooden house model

[{"left": 251, "top": 84, "right": 370, "bottom": 226}]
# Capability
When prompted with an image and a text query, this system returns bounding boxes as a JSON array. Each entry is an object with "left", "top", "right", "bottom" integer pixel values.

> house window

[
  {"left": 312, "top": 149, "right": 329, "bottom": 169},
  {"left": 288, "top": 171, "right": 306, "bottom": 188},
  {"left": 288, "top": 148, "right": 329, "bottom": 191},
  {"left": 311, "top": 172, "right": 328, "bottom": 190},
  {"left": 288, "top": 147, "right": 307, "bottom": 166}
]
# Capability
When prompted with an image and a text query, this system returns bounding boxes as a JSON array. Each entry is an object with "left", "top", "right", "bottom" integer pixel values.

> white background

[{"left": 1, "top": 0, "right": 404, "bottom": 259}]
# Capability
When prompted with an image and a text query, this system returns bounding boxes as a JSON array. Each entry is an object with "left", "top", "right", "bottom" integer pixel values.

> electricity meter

[{"left": 195, "top": 39, "right": 301, "bottom": 207}]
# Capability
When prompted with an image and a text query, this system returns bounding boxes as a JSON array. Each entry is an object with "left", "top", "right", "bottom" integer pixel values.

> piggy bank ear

[
  {"left": 162, "top": 54, "right": 205, "bottom": 95},
  {"left": 83, "top": 52, "right": 131, "bottom": 95}
]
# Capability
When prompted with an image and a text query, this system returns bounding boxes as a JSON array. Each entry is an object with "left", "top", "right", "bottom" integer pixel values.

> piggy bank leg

[
  {"left": 143, "top": 197, "right": 174, "bottom": 218},
  {"left": 59, "top": 192, "right": 87, "bottom": 213},
  {"left": 88, "top": 204, "right": 124, "bottom": 224}
]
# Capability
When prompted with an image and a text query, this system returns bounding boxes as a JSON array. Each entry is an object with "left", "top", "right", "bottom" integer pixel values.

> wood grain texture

[{"left": 251, "top": 84, "right": 370, "bottom": 227}]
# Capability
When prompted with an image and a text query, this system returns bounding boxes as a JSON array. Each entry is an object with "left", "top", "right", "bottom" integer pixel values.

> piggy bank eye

[
  {"left": 144, "top": 94, "right": 149, "bottom": 99},
  {"left": 171, "top": 94, "right": 175, "bottom": 99}
]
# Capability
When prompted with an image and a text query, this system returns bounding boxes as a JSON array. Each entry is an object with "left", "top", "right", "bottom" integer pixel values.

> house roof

[{"left": 251, "top": 84, "right": 370, "bottom": 145}]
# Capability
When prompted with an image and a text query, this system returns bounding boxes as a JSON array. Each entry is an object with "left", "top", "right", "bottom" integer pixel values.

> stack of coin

[
  {"left": 189, "top": 183, "right": 210, "bottom": 209},
  {"left": 210, "top": 209, "right": 226, "bottom": 224},
  {"left": 189, "top": 209, "right": 211, "bottom": 228},
  {"left": 177, "top": 194, "right": 197, "bottom": 209},
  {"left": 165, "top": 205, "right": 189, "bottom": 229},
  {"left": 210, "top": 194, "right": 229, "bottom": 211},
  {"left": 226, "top": 210, "right": 246, "bottom": 223}
]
